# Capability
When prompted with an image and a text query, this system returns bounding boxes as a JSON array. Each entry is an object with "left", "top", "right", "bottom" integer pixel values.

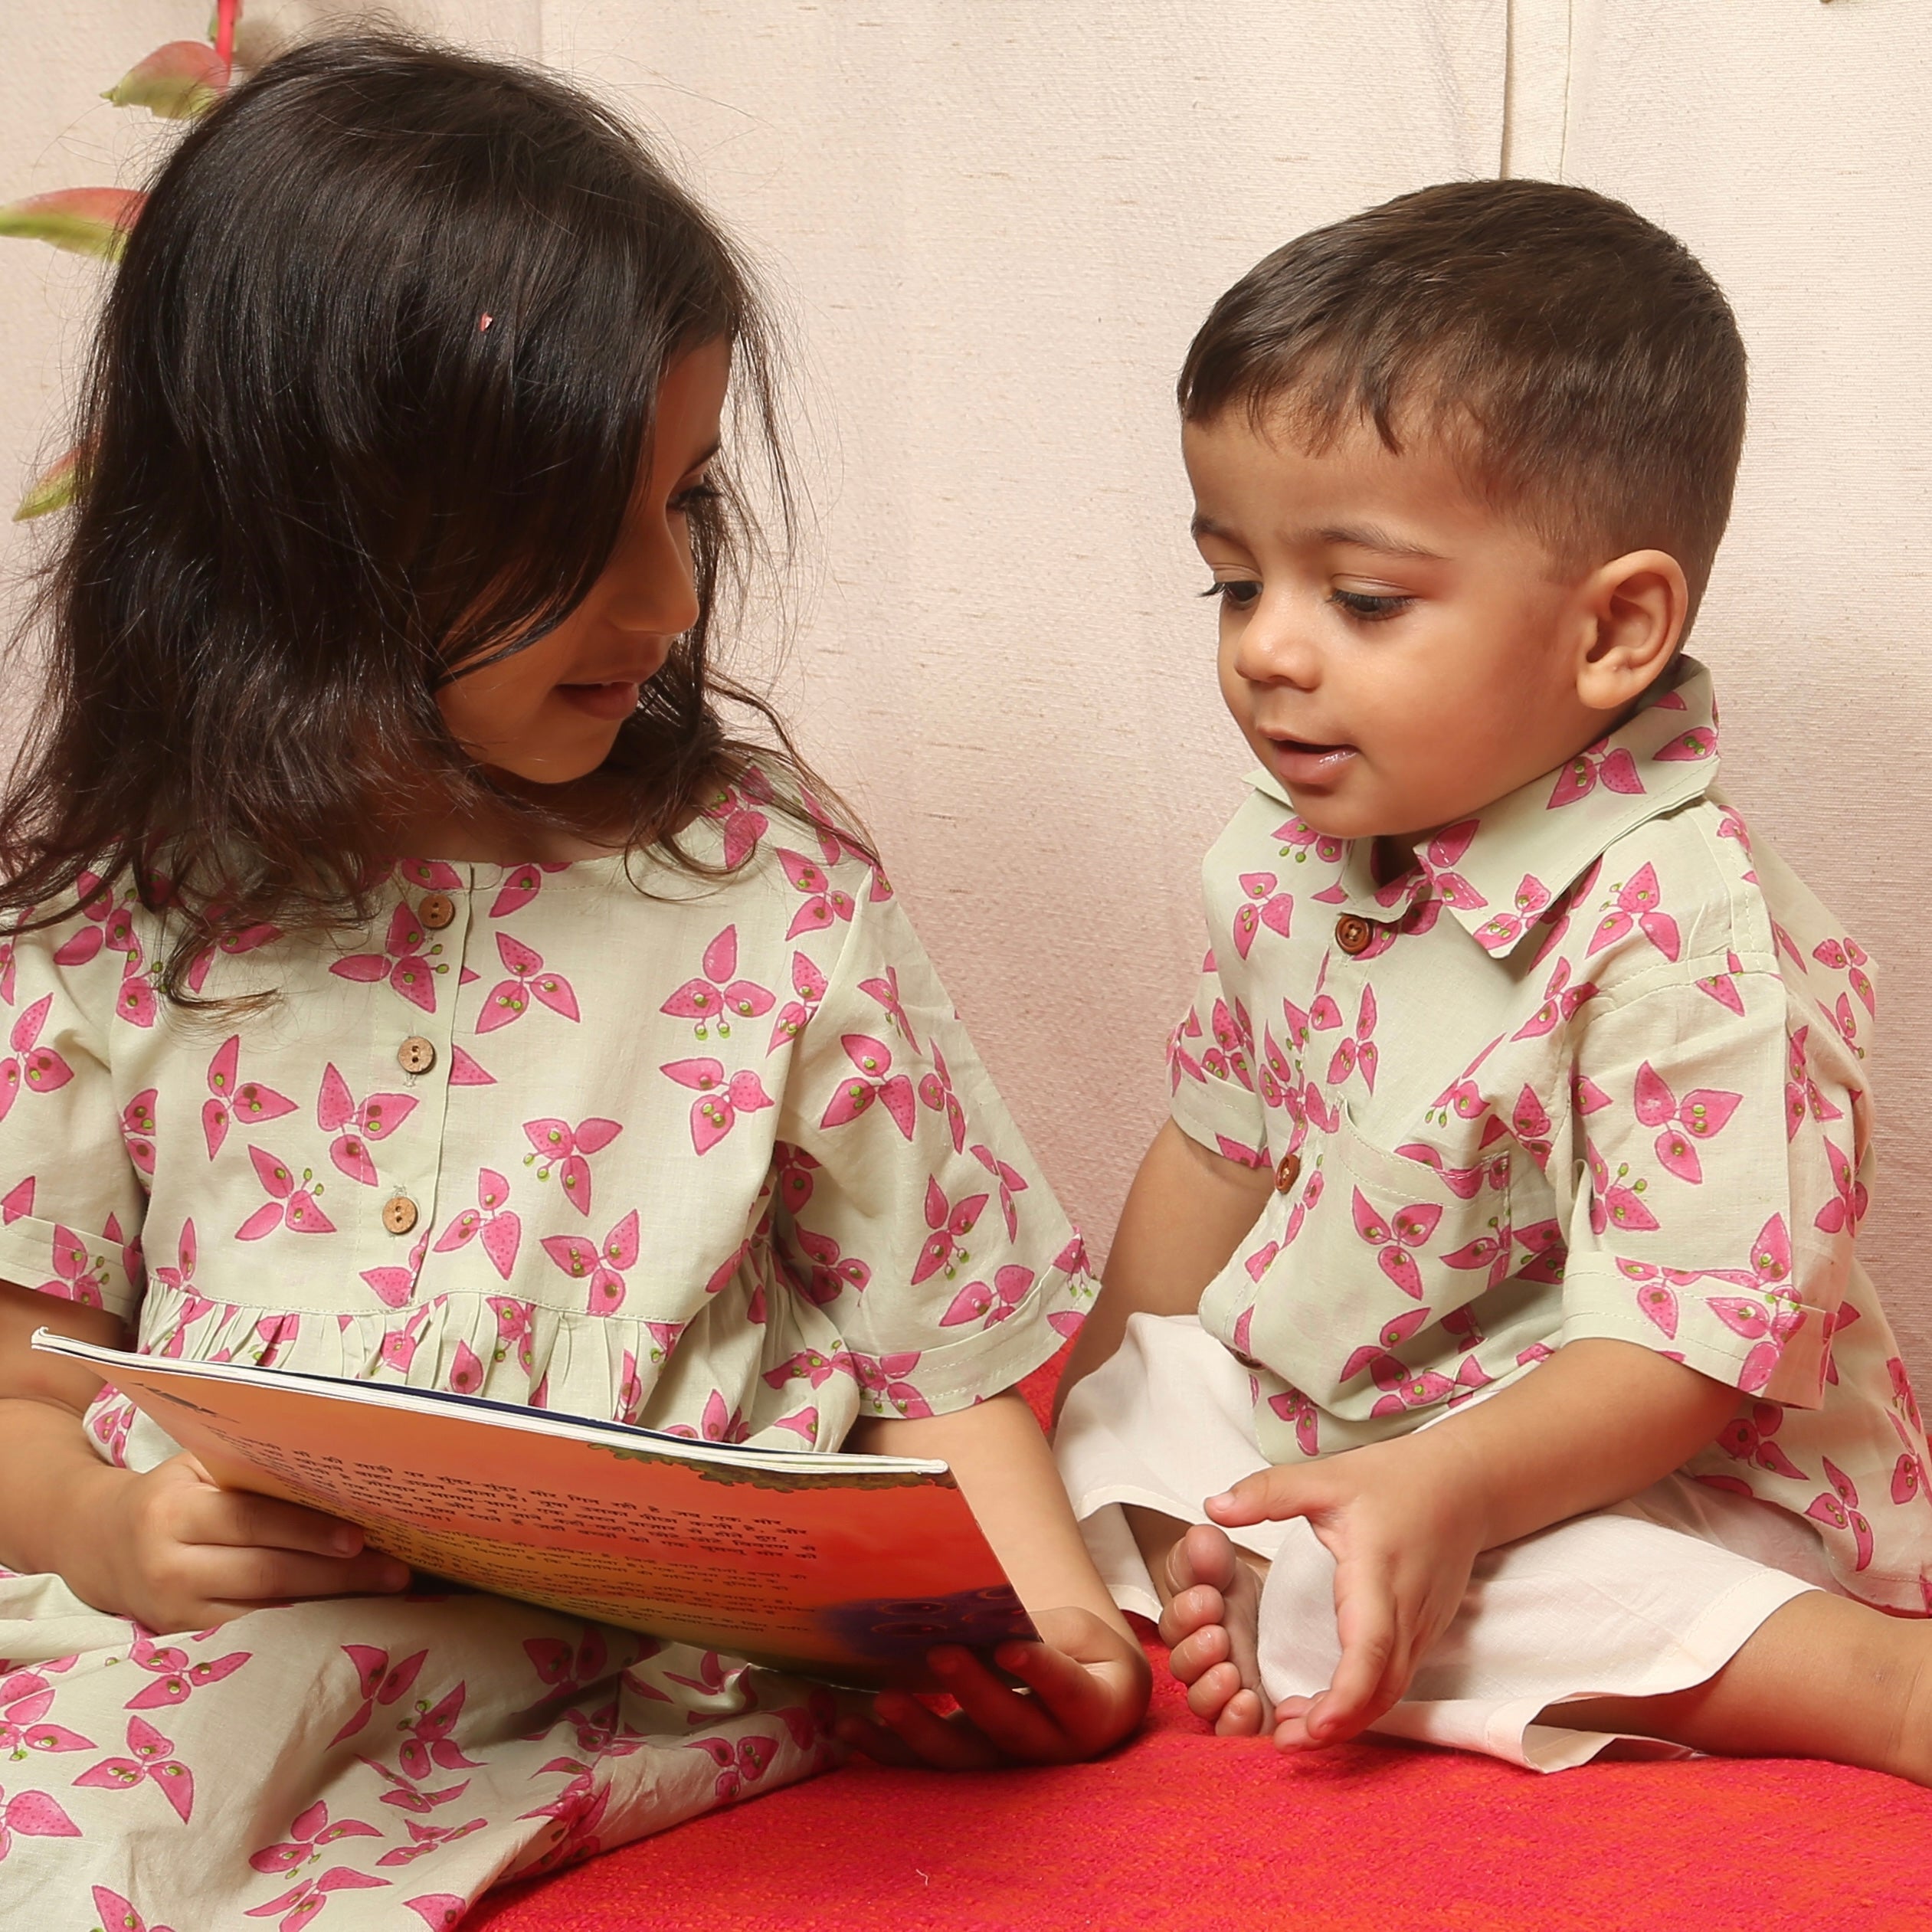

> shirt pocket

[{"left": 1243, "top": 1105, "right": 1514, "bottom": 1408}]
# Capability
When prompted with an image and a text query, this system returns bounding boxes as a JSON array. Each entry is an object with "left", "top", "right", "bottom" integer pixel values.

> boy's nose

[{"left": 1233, "top": 596, "right": 1319, "bottom": 688}]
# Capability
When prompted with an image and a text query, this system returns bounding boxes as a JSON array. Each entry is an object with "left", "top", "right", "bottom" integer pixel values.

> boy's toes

[
  {"left": 1166, "top": 1613, "right": 1232, "bottom": 1685},
  {"left": 1214, "top": 1687, "right": 1267, "bottom": 1738},
  {"left": 1158, "top": 1580, "right": 1228, "bottom": 1649},
  {"left": 1184, "top": 1658, "right": 1246, "bottom": 1725},
  {"left": 1163, "top": 1521, "right": 1243, "bottom": 1600}
]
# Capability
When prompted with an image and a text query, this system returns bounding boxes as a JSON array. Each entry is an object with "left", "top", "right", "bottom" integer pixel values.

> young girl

[
  {"left": 1055, "top": 179, "right": 1932, "bottom": 1780},
  {"left": 0, "top": 35, "right": 1145, "bottom": 1920}
]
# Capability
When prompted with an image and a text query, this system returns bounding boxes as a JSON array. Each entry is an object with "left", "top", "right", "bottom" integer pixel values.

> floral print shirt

[
  {"left": 0, "top": 778, "right": 1090, "bottom": 1470},
  {"left": 1171, "top": 661, "right": 1932, "bottom": 1612}
]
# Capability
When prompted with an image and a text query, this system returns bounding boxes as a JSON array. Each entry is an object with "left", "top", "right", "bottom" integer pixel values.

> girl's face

[{"left": 437, "top": 338, "right": 732, "bottom": 788}]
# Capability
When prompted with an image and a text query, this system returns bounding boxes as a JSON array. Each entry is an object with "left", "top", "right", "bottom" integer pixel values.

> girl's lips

[
  {"left": 555, "top": 679, "right": 643, "bottom": 721},
  {"left": 1269, "top": 737, "right": 1359, "bottom": 788}
]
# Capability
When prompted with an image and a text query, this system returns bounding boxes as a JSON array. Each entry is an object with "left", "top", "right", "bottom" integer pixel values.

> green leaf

[
  {"left": 14, "top": 450, "right": 80, "bottom": 522},
  {"left": 0, "top": 188, "right": 144, "bottom": 259},
  {"left": 102, "top": 41, "right": 229, "bottom": 120}
]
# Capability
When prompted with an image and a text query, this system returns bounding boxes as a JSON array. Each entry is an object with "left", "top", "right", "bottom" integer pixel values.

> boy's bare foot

[{"left": 1157, "top": 1521, "right": 1272, "bottom": 1736}]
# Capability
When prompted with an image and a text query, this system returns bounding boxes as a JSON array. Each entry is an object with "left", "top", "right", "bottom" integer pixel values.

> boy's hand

[
  {"left": 1207, "top": 1431, "right": 1488, "bottom": 1751},
  {"left": 838, "top": 1606, "right": 1151, "bottom": 1769},
  {"left": 89, "top": 1452, "right": 412, "bottom": 1632}
]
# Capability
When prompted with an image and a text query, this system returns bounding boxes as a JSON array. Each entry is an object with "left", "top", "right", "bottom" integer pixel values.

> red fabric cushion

[{"left": 470, "top": 1348, "right": 1932, "bottom": 1927}]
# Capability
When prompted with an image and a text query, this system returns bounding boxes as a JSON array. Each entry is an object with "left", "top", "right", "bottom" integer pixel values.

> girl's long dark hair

[{"left": 2, "top": 32, "right": 840, "bottom": 1000}]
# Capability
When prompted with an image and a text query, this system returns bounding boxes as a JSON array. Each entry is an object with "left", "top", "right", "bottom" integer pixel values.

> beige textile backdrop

[{"left": 2, "top": 2, "right": 1929, "bottom": 1367}]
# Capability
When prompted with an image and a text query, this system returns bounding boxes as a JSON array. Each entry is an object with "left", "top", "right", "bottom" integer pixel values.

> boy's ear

[{"left": 1573, "top": 549, "right": 1690, "bottom": 712}]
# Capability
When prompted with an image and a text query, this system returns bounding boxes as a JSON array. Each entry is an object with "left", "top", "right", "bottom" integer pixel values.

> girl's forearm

[
  {"left": 848, "top": 1388, "right": 1135, "bottom": 1641},
  {"left": 1424, "top": 1337, "right": 1741, "bottom": 1551},
  {"left": 0, "top": 1394, "right": 129, "bottom": 1588}
]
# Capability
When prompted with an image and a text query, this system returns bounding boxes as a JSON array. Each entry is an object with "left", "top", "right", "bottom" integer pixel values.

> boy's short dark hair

[{"left": 1178, "top": 179, "right": 1747, "bottom": 615}]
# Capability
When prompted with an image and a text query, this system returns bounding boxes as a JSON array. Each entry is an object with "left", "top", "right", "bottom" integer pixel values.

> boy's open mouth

[{"left": 1268, "top": 735, "right": 1359, "bottom": 784}]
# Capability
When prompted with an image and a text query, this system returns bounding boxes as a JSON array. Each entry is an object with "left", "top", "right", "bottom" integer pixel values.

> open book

[{"left": 33, "top": 1331, "right": 1035, "bottom": 1689}]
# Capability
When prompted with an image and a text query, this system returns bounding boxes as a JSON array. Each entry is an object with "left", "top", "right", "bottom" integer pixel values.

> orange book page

[{"left": 89, "top": 1354, "right": 1033, "bottom": 1688}]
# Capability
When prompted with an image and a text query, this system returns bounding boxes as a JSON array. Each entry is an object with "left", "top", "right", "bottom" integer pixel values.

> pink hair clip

[{"left": 478, "top": 313, "right": 493, "bottom": 332}]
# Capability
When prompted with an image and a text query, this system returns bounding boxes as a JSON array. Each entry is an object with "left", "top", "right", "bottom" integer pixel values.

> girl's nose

[
  {"left": 1233, "top": 593, "right": 1319, "bottom": 689},
  {"left": 601, "top": 509, "right": 700, "bottom": 640}
]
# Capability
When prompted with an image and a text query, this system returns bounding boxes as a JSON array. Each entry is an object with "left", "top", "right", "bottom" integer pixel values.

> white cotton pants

[{"left": 1054, "top": 1314, "right": 1834, "bottom": 1772}]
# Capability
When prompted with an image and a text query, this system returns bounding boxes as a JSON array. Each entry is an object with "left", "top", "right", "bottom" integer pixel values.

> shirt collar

[{"left": 1248, "top": 658, "right": 1721, "bottom": 958}]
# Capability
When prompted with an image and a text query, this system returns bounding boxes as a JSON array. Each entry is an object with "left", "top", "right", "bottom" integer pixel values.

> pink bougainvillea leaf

[
  {"left": 102, "top": 40, "right": 231, "bottom": 120},
  {"left": 0, "top": 187, "right": 145, "bottom": 259}
]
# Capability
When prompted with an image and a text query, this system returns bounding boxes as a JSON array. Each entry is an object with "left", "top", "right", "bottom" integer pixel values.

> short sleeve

[
  {"left": 1555, "top": 972, "right": 1849, "bottom": 1409},
  {"left": 0, "top": 909, "right": 148, "bottom": 1320},
  {"left": 770, "top": 877, "right": 1091, "bottom": 1419},
  {"left": 1166, "top": 945, "right": 1270, "bottom": 1171}
]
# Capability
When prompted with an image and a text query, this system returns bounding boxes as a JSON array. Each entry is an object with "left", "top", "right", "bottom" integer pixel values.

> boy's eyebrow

[{"left": 1188, "top": 512, "right": 1445, "bottom": 562}]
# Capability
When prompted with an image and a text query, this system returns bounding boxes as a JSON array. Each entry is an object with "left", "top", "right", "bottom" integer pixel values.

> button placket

[{"left": 374, "top": 871, "right": 471, "bottom": 1261}]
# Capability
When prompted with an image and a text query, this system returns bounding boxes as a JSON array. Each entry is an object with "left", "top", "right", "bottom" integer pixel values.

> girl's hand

[
  {"left": 89, "top": 1452, "right": 412, "bottom": 1633},
  {"left": 1207, "top": 1431, "right": 1488, "bottom": 1752},
  {"left": 838, "top": 1606, "right": 1151, "bottom": 1769}
]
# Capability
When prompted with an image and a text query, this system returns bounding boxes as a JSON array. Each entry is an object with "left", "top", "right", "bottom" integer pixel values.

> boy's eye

[
  {"left": 1201, "top": 579, "right": 1261, "bottom": 610},
  {"left": 1329, "top": 588, "right": 1413, "bottom": 621}
]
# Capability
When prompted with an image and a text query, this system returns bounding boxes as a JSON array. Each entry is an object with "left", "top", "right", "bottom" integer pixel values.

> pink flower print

[
  {"left": 525, "top": 1627, "right": 609, "bottom": 1695},
  {"left": 1416, "top": 820, "right": 1487, "bottom": 910},
  {"left": 704, "top": 780, "right": 771, "bottom": 870},
  {"left": 1783, "top": 1026, "right": 1844, "bottom": 1140},
  {"left": 250, "top": 1798, "right": 384, "bottom": 1875},
  {"left": 0, "top": 935, "right": 14, "bottom": 1008},
  {"left": 1815, "top": 1139, "right": 1868, "bottom": 1235},
  {"left": 1365, "top": 1357, "right": 1456, "bottom": 1417},
  {"left": 794, "top": 1226, "right": 870, "bottom": 1305},
  {"left": 74, "top": 1716, "right": 195, "bottom": 1822},
  {"left": 860, "top": 964, "right": 918, "bottom": 1045},
  {"left": 1324, "top": 986, "right": 1378, "bottom": 1091},
  {"left": 113, "top": 950, "right": 159, "bottom": 1029},
  {"left": 662, "top": 926, "right": 775, "bottom": 1042},
  {"left": 447, "top": 1044, "right": 493, "bottom": 1086},
  {"left": 1632, "top": 1062, "right": 1741, "bottom": 1184},
  {"left": 918, "top": 1043, "right": 968, "bottom": 1152},
  {"left": 362, "top": 1231, "right": 428, "bottom": 1311},
  {"left": 941, "top": 1263, "right": 1035, "bottom": 1330},
  {"left": 972, "top": 1141, "right": 1029, "bottom": 1240},
  {"left": 1514, "top": 1220, "right": 1567, "bottom": 1285},
  {"left": 664, "top": 1390, "right": 752, "bottom": 1444},
  {"left": 37, "top": 1225, "right": 107, "bottom": 1307},
  {"left": 1201, "top": 997, "right": 1256, "bottom": 1091},
  {"left": 379, "top": 1306, "right": 430, "bottom": 1374},
  {"left": 663, "top": 1057, "right": 774, "bottom": 1154},
  {"left": 431, "top": 1169, "right": 521, "bottom": 1280},
  {"left": 330, "top": 902, "right": 447, "bottom": 1014},
  {"left": 316, "top": 1064, "right": 418, "bottom": 1186},
  {"left": 687, "top": 1731, "right": 778, "bottom": 1804},
  {"left": 850, "top": 1349, "right": 934, "bottom": 1420},
  {"left": 1889, "top": 1354, "right": 1924, "bottom": 1434},
  {"left": 329, "top": 1646, "right": 427, "bottom": 1745},
  {"left": 1266, "top": 1385, "right": 1321, "bottom": 1457},
  {"left": 1655, "top": 722, "right": 1718, "bottom": 762},
  {"left": 1167, "top": 1009, "right": 1206, "bottom": 1091},
  {"left": 0, "top": 1672, "right": 93, "bottom": 1758},
  {"left": 1547, "top": 738, "right": 1644, "bottom": 808},
  {"left": 487, "top": 860, "right": 567, "bottom": 919},
  {"left": 911, "top": 1175, "right": 991, "bottom": 1286},
  {"left": 1804, "top": 1459, "right": 1874, "bottom": 1572},
  {"left": 0, "top": 995, "right": 73, "bottom": 1124},
  {"left": 778, "top": 848, "right": 855, "bottom": 941},
  {"left": 764, "top": 1344, "right": 858, "bottom": 1392},
  {"left": 477, "top": 931, "right": 578, "bottom": 1031},
  {"left": 774, "top": 1406, "right": 820, "bottom": 1445},
  {"left": 444, "top": 1338, "right": 486, "bottom": 1395},
  {"left": 522, "top": 1115, "right": 621, "bottom": 1217},
  {"left": 1586, "top": 1143, "right": 1659, "bottom": 1236},
  {"left": 774, "top": 1141, "right": 820, "bottom": 1215},
  {"left": 0, "top": 1783, "right": 79, "bottom": 1861},
  {"left": 1888, "top": 1411, "right": 1927, "bottom": 1507},
  {"left": 1513, "top": 958, "right": 1597, "bottom": 1041},
  {"left": 1812, "top": 936, "right": 1875, "bottom": 1016},
  {"left": 182, "top": 915, "right": 281, "bottom": 997},
  {"left": 1442, "top": 1212, "right": 1514, "bottom": 1291},
  {"left": 1273, "top": 817, "right": 1345, "bottom": 866},
  {"left": 244, "top": 1868, "right": 390, "bottom": 1926},
  {"left": 90, "top": 1891, "right": 175, "bottom": 1932},
  {"left": 487, "top": 1297, "right": 536, "bottom": 1376},
  {"left": 1351, "top": 1189, "right": 1442, "bottom": 1300},
  {"left": 50, "top": 874, "right": 118, "bottom": 967},
  {"left": 1472, "top": 874, "right": 1553, "bottom": 954},
  {"left": 398, "top": 1683, "right": 481, "bottom": 1782},
  {"left": 1587, "top": 863, "right": 1681, "bottom": 963},
  {"left": 769, "top": 952, "right": 829, "bottom": 1053},
  {"left": 123, "top": 1632, "right": 249, "bottom": 1710},
  {"left": 1695, "top": 951, "right": 1747, "bottom": 1015},
  {"left": 201, "top": 1036, "right": 297, "bottom": 1159},
  {"left": 1718, "top": 1402, "right": 1809, "bottom": 1483},
  {"left": 375, "top": 1819, "right": 487, "bottom": 1868},
  {"left": 1232, "top": 872, "right": 1295, "bottom": 958},
  {"left": 542, "top": 1209, "right": 640, "bottom": 1315},
  {"left": 120, "top": 1088, "right": 159, "bottom": 1177},
  {"left": 0, "top": 1176, "right": 30, "bottom": 1224},
  {"left": 1819, "top": 989, "right": 1865, "bottom": 1060},
  {"left": 820, "top": 1035, "right": 917, "bottom": 1138},
  {"left": 237, "top": 1148, "right": 336, "bottom": 1240}
]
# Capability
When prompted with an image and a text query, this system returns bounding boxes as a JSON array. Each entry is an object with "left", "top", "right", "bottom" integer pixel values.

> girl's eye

[
  {"left": 1200, "top": 579, "right": 1261, "bottom": 610},
  {"left": 672, "top": 480, "right": 722, "bottom": 514},
  {"left": 1329, "top": 588, "right": 1413, "bottom": 621}
]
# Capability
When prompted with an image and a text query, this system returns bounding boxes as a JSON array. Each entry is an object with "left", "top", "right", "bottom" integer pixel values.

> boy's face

[{"left": 1184, "top": 408, "right": 1617, "bottom": 843}]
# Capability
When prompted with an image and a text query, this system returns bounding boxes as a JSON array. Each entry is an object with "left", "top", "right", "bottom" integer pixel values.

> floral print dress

[
  {"left": 1167, "top": 661, "right": 1932, "bottom": 1613},
  {"left": 0, "top": 778, "right": 1090, "bottom": 1927}
]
